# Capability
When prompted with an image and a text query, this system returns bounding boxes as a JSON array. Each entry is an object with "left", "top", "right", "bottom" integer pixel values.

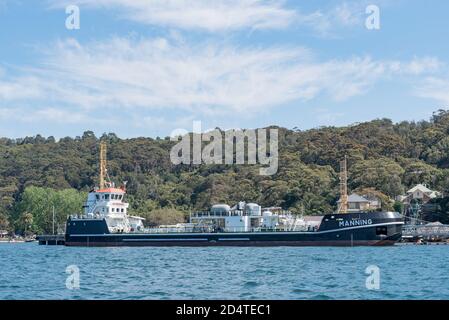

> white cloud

[
  {"left": 0, "top": 75, "right": 44, "bottom": 100},
  {"left": 0, "top": 37, "right": 442, "bottom": 125},
  {"left": 132, "top": 114, "right": 196, "bottom": 130},
  {"left": 333, "top": 2, "right": 361, "bottom": 26},
  {"left": 315, "top": 108, "right": 344, "bottom": 126},
  {"left": 48, "top": 0, "right": 373, "bottom": 35},
  {"left": 416, "top": 77, "right": 449, "bottom": 105},
  {"left": 389, "top": 57, "right": 442, "bottom": 75},
  {"left": 295, "top": 2, "right": 366, "bottom": 36},
  {"left": 0, "top": 105, "right": 119, "bottom": 127},
  {"left": 49, "top": 0, "right": 297, "bottom": 31}
]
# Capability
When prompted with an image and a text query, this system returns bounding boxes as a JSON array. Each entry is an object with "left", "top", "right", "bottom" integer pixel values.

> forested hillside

[{"left": 3, "top": 109, "right": 449, "bottom": 234}]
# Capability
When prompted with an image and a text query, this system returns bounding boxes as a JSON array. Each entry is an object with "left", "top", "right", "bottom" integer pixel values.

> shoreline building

[
  {"left": 396, "top": 184, "right": 441, "bottom": 206},
  {"left": 0, "top": 230, "right": 8, "bottom": 239},
  {"left": 396, "top": 184, "right": 442, "bottom": 223},
  {"left": 337, "top": 193, "right": 382, "bottom": 213}
]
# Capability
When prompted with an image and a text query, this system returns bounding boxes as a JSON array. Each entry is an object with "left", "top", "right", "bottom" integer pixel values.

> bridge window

[{"left": 376, "top": 226, "right": 388, "bottom": 236}]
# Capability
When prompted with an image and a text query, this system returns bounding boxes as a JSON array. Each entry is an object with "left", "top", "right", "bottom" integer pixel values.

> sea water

[{"left": 0, "top": 243, "right": 448, "bottom": 300}]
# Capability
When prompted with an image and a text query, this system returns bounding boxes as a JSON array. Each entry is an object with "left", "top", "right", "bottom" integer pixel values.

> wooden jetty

[{"left": 37, "top": 234, "right": 65, "bottom": 245}]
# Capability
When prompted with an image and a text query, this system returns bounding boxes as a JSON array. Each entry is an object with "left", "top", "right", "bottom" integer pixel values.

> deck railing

[
  {"left": 141, "top": 225, "right": 313, "bottom": 234},
  {"left": 190, "top": 210, "right": 292, "bottom": 218}
]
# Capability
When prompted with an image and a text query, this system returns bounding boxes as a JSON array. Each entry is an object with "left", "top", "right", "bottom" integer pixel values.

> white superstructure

[
  {"left": 189, "top": 202, "right": 318, "bottom": 232},
  {"left": 82, "top": 186, "right": 144, "bottom": 233}
]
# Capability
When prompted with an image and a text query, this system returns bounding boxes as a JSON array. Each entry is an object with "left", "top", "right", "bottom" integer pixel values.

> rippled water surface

[{"left": 1, "top": 243, "right": 448, "bottom": 299}]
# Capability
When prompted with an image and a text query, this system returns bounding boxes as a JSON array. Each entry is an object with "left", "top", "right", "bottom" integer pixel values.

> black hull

[
  {"left": 65, "top": 238, "right": 401, "bottom": 247},
  {"left": 64, "top": 212, "right": 404, "bottom": 247}
]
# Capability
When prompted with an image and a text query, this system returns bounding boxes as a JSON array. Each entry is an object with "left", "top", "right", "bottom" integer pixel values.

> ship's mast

[
  {"left": 338, "top": 156, "right": 348, "bottom": 214},
  {"left": 99, "top": 141, "right": 107, "bottom": 189}
]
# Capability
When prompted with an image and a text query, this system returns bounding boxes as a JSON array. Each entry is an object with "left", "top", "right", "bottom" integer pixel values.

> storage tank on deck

[
  {"left": 211, "top": 204, "right": 231, "bottom": 215},
  {"left": 263, "top": 210, "right": 273, "bottom": 217},
  {"left": 245, "top": 203, "right": 261, "bottom": 216}
]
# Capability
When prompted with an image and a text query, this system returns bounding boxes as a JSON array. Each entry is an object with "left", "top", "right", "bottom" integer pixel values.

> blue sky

[{"left": 1, "top": 0, "right": 449, "bottom": 139}]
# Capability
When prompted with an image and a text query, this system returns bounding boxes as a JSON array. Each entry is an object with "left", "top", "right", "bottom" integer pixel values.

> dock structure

[
  {"left": 402, "top": 223, "right": 449, "bottom": 241},
  {"left": 37, "top": 234, "right": 65, "bottom": 245}
]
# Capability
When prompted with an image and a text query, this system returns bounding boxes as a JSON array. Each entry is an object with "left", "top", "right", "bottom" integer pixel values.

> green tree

[
  {"left": 0, "top": 213, "right": 10, "bottom": 231},
  {"left": 350, "top": 158, "right": 405, "bottom": 197},
  {"left": 393, "top": 201, "right": 404, "bottom": 214},
  {"left": 18, "top": 212, "right": 33, "bottom": 235},
  {"left": 143, "top": 208, "right": 186, "bottom": 227},
  {"left": 14, "top": 186, "right": 86, "bottom": 234}
]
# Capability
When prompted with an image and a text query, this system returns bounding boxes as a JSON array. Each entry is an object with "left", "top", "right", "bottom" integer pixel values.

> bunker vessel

[{"left": 43, "top": 143, "right": 404, "bottom": 247}]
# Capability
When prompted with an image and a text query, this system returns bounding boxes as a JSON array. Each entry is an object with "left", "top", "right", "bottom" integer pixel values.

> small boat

[{"left": 3, "top": 238, "right": 25, "bottom": 243}]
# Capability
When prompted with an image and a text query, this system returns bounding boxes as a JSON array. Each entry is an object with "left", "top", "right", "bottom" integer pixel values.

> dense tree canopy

[{"left": 3, "top": 110, "right": 449, "bottom": 233}]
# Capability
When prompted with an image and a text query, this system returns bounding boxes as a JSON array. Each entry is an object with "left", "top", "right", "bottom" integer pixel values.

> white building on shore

[{"left": 396, "top": 184, "right": 441, "bottom": 205}]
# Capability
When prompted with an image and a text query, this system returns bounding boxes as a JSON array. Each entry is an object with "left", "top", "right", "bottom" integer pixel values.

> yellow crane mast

[
  {"left": 99, "top": 141, "right": 107, "bottom": 189},
  {"left": 338, "top": 156, "right": 348, "bottom": 214}
]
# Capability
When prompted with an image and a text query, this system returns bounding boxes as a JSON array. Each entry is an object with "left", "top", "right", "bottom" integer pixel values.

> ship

[{"left": 61, "top": 143, "right": 404, "bottom": 247}]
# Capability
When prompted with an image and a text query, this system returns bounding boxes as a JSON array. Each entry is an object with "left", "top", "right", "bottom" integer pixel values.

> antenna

[
  {"left": 99, "top": 141, "right": 107, "bottom": 189},
  {"left": 338, "top": 156, "right": 348, "bottom": 214}
]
